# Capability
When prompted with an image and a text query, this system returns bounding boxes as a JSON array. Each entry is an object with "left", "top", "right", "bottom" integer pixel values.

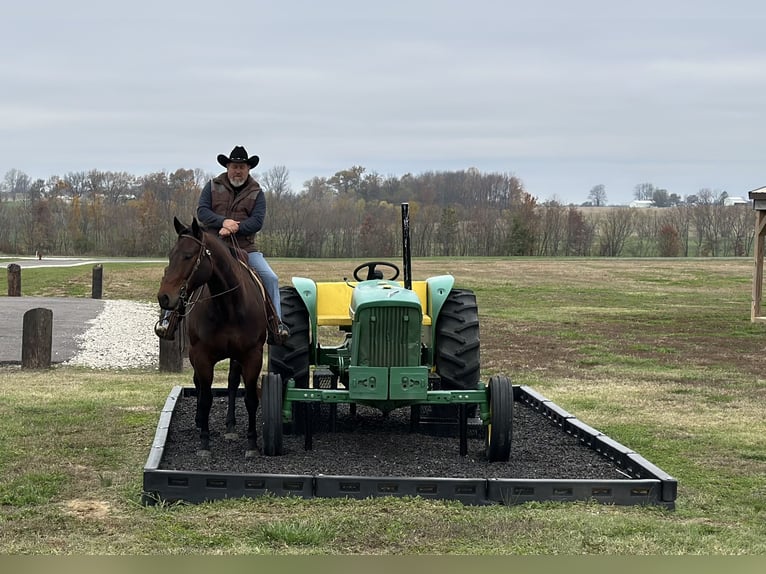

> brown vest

[{"left": 210, "top": 175, "right": 263, "bottom": 252}]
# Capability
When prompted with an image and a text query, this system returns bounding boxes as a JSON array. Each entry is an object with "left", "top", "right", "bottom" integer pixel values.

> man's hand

[{"left": 220, "top": 218, "right": 240, "bottom": 237}]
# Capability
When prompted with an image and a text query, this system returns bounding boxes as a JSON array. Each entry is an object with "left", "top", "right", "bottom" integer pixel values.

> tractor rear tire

[
  {"left": 261, "top": 372, "right": 284, "bottom": 456},
  {"left": 434, "top": 288, "right": 480, "bottom": 390},
  {"left": 431, "top": 288, "right": 481, "bottom": 421},
  {"left": 268, "top": 286, "right": 310, "bottom": 434},
  {"left": 486, "top": 374, "right": 513, "bottom": 462},
  {"left": 268, "top": 286, "right": 310, "bottom": 388}
]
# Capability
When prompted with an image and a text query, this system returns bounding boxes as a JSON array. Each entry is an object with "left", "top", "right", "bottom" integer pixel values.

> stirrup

[{"left": 267, "top": 323, "right": 290, "bottom": 346}]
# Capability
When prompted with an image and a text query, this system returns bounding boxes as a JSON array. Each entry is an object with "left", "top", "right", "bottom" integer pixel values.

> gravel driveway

[{"left": 0, "top": 297, "right": 159, "bottom": 367}]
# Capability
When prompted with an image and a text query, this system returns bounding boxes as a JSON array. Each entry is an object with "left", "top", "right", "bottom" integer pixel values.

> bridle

[
  {"left": 174, "top": 231, "right": 241, "bottom": 315},
  {"left": 175, "top": 232, "right": 210, "bottom": 314}
]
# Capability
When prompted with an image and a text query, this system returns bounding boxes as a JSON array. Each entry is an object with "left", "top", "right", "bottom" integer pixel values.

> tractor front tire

[
  {"left": 486, "top": 374, "right": 513, "bottom": 462},
  {"left": 261, "top": 372, "right": 284, "bottom": 456}
]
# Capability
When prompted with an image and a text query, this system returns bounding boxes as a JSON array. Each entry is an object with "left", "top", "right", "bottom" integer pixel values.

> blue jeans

[{"left": 247, "top": 251, "right": 282, "bottom": 321}]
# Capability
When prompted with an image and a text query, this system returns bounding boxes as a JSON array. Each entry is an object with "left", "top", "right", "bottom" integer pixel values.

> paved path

[
  {"left": 0, "top": 296, "right": 106, "bottom": 365},
  {"left": 5, "top": 256, "right": 162, "bottom": 269}
]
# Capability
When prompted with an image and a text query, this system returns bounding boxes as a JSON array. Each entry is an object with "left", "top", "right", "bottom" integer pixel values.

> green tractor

[{"left": 261, "top": 203, "right": 513, "bottom": 462}]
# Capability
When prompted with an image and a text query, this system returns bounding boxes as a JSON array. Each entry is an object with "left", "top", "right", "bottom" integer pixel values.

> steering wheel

[{"left": 353, "top": 261, "right": 400, "bottom": 281}]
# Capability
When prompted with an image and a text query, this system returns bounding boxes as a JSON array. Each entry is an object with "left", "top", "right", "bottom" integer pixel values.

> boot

[{"left": 267, "top": 321, "right": 290, "bottom": 346}]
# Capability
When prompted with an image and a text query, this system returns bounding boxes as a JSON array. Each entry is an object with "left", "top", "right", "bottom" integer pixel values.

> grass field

[{"left": 0, "top": 256, "right": 764, "bottom": 554}]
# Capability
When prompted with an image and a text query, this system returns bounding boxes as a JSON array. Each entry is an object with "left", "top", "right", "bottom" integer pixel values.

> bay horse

[{"left": 157, "top": 216, "right": 268, "bottom": 457}]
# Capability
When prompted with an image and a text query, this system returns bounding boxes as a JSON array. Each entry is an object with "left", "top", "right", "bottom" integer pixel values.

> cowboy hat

[{"left": 217, "top": 146, "right": 259, "bottom": 169}]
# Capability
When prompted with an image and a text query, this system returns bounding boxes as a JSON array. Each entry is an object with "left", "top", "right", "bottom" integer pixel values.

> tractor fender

[
  {"left": 291, "top": 277, "right": 318, "bottom": 343},
  {"left": 425, "top": 274, "right": 455, "bottom": 329}
]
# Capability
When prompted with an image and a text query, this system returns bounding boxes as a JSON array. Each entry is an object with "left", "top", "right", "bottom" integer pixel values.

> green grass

[{"left": 0, "top": 257, "right": 764, "bottom": 554}]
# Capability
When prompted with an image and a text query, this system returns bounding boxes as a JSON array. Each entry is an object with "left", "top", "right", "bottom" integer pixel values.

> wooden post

[
  {"left": 752, "top": 211, "right": 766, "bottom": 322},
  {"left": 7, "top": 263, "right": 21, "bottom": 296},
  {"left": 158, "top": 317, "right": 186, "bottom": 372},
  {"left": 748, "top": 189, "right": 766, "bottom": 322},
  {"left": 92, "top": 264, "right": 103, "bottom": 299},
  {"left": 159, "top": 337, "right": 183, "bottom": 372},
  {"left": 22, "top": 308, "right": 53, "bottom": 369}
]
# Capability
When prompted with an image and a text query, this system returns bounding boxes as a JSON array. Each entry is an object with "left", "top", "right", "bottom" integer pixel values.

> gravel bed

[
  {"left": 64, "top": 300, "right": 626, "bottom": 480},
  {"left": 159, "top": 393, "right": 627, "bottom": 480}
]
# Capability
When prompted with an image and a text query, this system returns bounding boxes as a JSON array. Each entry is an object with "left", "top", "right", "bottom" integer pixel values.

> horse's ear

[
  {"left": 173, "top": 217, "right": 186, "bottom": 235},
  {"left": 191, "top": 217, "right": 202, "bottom": 238}
]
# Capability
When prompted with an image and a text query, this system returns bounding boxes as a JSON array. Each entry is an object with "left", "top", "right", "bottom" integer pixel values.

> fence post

[
  {"left": 22, "top": 308, "right": 53, "bottom": 369},
  {"left": 7, "top": 263, "right": 21, "bottom": 296},
  {"left": 158, "top": 318, "right": 186, "bottom": 372},
  {"left": 92, "top": 264, "right": 103, "bottom": 299}
]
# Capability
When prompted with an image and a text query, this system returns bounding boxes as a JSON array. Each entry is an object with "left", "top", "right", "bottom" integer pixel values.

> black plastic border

[{"left": 142, "top": 385, "right": 677, "bottom": 508}]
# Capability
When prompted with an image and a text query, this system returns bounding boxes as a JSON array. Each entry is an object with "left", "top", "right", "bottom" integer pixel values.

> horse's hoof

[
  {"left": 197, "top": 449, "right": 212, "bottom": 459},
  {"left": 245, "top": 449, "right": 259, "bottom": 459},
  {"left": 224, "top": 432, "right": 238, "bottom": 440}
]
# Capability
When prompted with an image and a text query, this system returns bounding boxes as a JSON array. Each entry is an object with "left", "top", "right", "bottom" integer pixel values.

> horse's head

[{"left": 156, "top": 217, "right": 211, "bottom": 310}]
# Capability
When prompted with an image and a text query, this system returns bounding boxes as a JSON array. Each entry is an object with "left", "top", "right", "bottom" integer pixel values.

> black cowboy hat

[{"left": 217, "top": 146, "right": 259, "bottom": 169}]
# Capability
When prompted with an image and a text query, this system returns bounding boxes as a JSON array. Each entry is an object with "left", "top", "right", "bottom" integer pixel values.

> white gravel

[{"left": 63, "top": 300, "right": 161, "bottom": 369}]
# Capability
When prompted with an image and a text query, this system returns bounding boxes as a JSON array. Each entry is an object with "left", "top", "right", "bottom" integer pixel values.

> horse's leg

[
  {"left": 242, "top": 348, "right": 264, "bottom": 458},
  {"left": 192, "top": 371, "right": 202, "bottom": 430},
  {"left": 190, "top": 352, "right": 215, "bottom": 457},
  {"left": 225, "top": 360, "right": 242, "bottom": 439}
]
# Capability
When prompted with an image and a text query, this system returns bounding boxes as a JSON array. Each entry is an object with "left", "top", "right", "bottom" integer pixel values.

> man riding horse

[{"left": 155, "top": 146, "right": 289, "bottom": 345}]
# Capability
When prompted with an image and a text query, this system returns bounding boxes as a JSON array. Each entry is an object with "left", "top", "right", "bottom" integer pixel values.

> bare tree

[
  {"left": 410, "top": 203, "right": 440, "bottom": 256},
  {"left": 437, "top": 207, "right": 459, "bottom": 256},
  {"left": 63, "top": 171, "right": 89, "bottom": 199},
  {"left": 505, "top": 195, "right": 539, "bottom": 255},
  {"left": 588, "top": 184, "right": 607, "bottom": 207},
  {"left": 260, "top": 165, "right": 291, "bottom": 198},
  {"left": 566, "top": 207, "right": 595, "bottom": 256},
  {"left": 263, "top": 193, "right": 306, "bottom": 257},
  {"left": 633, "top": 182, "right": 655, "bottom": 201},
  {"left": 2, "top": 169, "right": 31, "bottom": 201},
  {"left": 722, "top": 203, "right": 752, "bottom": 256},
  {"left": 692, "top": 189, "right": 728, "bottom": 256},
  {"left": 302, "top": 176, "right": 333, "bottom": 200},
  {"left": 597, "top": 208, "right": 634, "bottom": 256},
  {"left": 657, "top": 223, "right": 682, "bottom": 257},
  {"left": 537, "top": 201, "right": 567, "bottom": 255},
  {"left": 88, "top": 170, "right": 136, "bottom": 205},
  {"left": 631, "top": 210, "right": 660, "bottom": 256},
  {"left": 168, "top": 168, "right": 201, "bottom": 222},
  {"left": 662, "top": 205, "right": 693, "bottom": 256}
]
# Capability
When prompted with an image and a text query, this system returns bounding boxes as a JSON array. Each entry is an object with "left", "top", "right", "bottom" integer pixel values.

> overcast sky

[{"left": 2, "top": 0, "right": 765, "bottom": 205}]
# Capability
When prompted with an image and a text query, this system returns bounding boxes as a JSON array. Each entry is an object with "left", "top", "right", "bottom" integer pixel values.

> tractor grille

[{"left": 357, "top": 306, "right": 421, "bottom": 367}]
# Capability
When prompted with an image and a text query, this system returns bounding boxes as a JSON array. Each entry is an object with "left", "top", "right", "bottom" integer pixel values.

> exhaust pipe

[{"left": 401, "top": 202, "right": 412, "bottom": 290}]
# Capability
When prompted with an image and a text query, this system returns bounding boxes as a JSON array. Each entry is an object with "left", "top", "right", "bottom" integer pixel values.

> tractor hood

[{"left": 350, "top": 280, "right": 422, "bottom": 321}]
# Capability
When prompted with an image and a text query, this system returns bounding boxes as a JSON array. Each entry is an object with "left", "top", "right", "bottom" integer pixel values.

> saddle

[{"left": 234, "top": 257, "right": 284, "bottom": 345}]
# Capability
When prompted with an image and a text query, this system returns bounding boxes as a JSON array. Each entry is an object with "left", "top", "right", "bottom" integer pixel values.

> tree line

[{"left": 0, "top": 166, "right": 755, "bottom": 258}]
